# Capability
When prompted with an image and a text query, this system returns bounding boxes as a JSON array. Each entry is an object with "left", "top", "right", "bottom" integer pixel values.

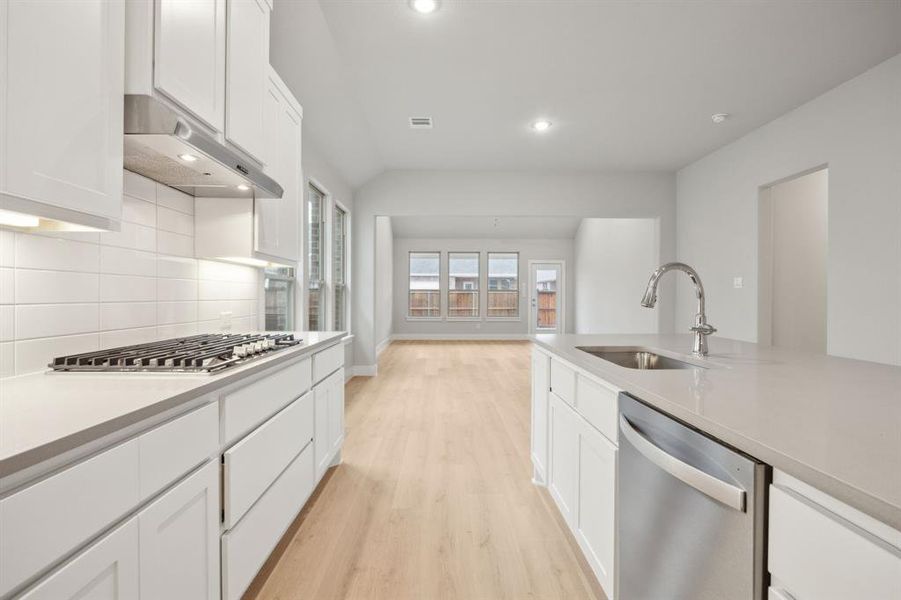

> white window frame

[
  {"left": 407, "top": 250, "right": 442, "bottom": 320},
  {"left": 446, "top": 251, "right": 481, "bottom": 321},
  {"left": 304, "top": 180, "right": 327, "bottom": 331},
  {"left": 486, "top": 251, "right": 521, "bottom": 321},
  {"left": 331, "top": 199, "right": 351, "bottom": 333}
]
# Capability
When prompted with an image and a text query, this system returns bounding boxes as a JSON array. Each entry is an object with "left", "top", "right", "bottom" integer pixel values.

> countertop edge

[
  {"left": 530, "top": 336, "right": 901, "bottom": 532},
  {"left": 0, "top": 333, "right": 345, "bottom": 481}
]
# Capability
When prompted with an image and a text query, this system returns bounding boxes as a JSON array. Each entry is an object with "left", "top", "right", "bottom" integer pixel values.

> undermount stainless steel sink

[{"left": 576, "top": 346, "right": 704, "bottom": 370}]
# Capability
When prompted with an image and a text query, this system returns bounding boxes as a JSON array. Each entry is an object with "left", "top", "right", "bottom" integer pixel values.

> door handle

[{"left": 619, "top": 414, "right": 746, "bottom": 511}]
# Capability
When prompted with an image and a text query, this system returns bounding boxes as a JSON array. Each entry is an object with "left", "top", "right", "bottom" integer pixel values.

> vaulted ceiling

[{"left": 271, "top": 1, "right": 901, "bottom": 187}]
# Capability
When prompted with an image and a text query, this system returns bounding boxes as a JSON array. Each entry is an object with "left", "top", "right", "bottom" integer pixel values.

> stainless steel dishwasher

[{"left": 617, "top": 392, "right": 768, "bottom": 600}]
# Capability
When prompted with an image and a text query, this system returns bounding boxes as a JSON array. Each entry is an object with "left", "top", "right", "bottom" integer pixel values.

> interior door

[{"left": 529, "top": 262, "right": 563, "bottom": 334}]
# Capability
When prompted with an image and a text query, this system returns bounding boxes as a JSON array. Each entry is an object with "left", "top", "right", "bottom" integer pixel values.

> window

[
  {"left": 488, "top": 252, "right": 519, "bottom": 318},
  {"left": 263, "top": 266, "right": 296, "bottom": 331},
  {"left": 307, "top": 183, "right": 325, "bottom": 330},
  {"left": 448, "top": 252, "right": 480, "bottom": 318},
  {"left": 332, "top": 204, "right": 347, "bottom": 331},
  {"left": 408, "top": 252, "right": 440, "bottom": 317}
]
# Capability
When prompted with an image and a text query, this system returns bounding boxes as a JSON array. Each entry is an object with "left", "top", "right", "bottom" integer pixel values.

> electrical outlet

[
  {"left": 219, "top": 311, "right": 233, "bottom": 330},
  {"left": 733, "top": 277, "right": 744, "bottom": 289}
]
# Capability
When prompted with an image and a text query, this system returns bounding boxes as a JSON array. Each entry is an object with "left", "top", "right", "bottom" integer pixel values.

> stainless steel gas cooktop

[{"left": 49, "top": 333, "right": 302, "bottom": 374}]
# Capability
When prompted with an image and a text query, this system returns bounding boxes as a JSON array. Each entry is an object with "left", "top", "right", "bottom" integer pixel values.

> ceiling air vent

[{"left": 409, "top": 117, "right": 433, "bottom": 129}]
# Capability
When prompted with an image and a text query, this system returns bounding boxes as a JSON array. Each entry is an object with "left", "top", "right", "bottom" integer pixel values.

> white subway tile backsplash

[
  {"left": 157, "top": 206, "right": 193, "bottom": 236},
  {"left": 0, "top": 342, "right": 13, "bottom": 377},
  {"left": 15, "top": 333, "right": 99, "bottom": 375},
  {"left": 1, "top": 306, "right": 14, "bottom": 341},
  {"left": 156, "top": 185, "right": 194, "bottom": 215},
  {"left": 157, "top": 301, "right": 198, "bottom": 325},
  {"left": 0, "top": 268, "right": 14, "bottom": 304},
  {"left": 157, "top": 278, "right": 197, "bottom": 301},
  {"left": 15, "top": 270, "right": 99, "bottom": 304},
  {"left": 157, "top": 254, "right": 197, "bottom": 279},
  {"left": 122, "top": 196, "right": 156, "bottom": 227},
  {"left": 0, "top": 231, "right": 14, "bottom": 267},
  {"left": 100, "top": 221, "right": 156, "bottom": 252},
  {"left": 16, "top": 303, "right": 98, "bottom": 339},
  {"left": 124, "top": 170, "right": 156, "bottom": 202},
  {"left": 2, "top": 172, "right": 262, "bottom": 377},
  {"left": 100, "top": 274, "right": 156, "bottom": 302},
  {"left": 157, "top": 230, "right": 193, "bottom": 257},
  {"left": 99, "top": 326, "right": 158, "bottom": 349},
  {"left": 100, "top": 301, "right": 157, "bottom": 331},
  {"left": 15, "top": 234, "right": 99, "bottom": 272},
  {"left": 100, "top": 246, "right": 156, "bottom": 277}
]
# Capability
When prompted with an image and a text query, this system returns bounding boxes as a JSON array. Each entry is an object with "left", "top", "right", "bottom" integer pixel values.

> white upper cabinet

[
  {"left": 152, "top": 0, "right": 227, "bottom": 131},
  {"left": 257, "top": 68, "right": 301, "bottom": 262},
  {"left": 0, "top": 0, "right": 124, "bottom": 229},
  {"left": 225, "top": 0, "right": 270, "bottom": 163}
]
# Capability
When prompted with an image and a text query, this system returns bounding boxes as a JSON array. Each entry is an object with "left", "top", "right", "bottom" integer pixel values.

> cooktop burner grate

[{"left": 49, "top": 333, "right": 302, "bottom": 374}]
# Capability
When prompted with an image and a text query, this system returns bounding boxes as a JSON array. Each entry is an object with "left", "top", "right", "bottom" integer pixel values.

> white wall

[
  {"left": 375, "top": 216, "right": 393, "bottom": 351},
  {"left": 392, "top": 237, "right": 574, "bottom": 337},
  {"left": 573, "top": 218, "right": 660, "bottom": 334},
  {"left": 352, "top": 170, "right": 676, "bottom": 369},
  {"left": 676, "top": 53, "right": 901, "bottom": 365},
  {"left": 0, "top": 171, "right": 260, "bottom": 377}
]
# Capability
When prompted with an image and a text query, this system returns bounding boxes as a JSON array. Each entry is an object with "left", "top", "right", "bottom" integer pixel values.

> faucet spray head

[{"left": 640, "top": 288, "right": 657, "bottom": 308}]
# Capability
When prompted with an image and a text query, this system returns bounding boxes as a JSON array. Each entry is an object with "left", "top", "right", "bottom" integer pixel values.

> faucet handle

[{"left": 691, "top": 323, "right": 717, "bottom": 335}]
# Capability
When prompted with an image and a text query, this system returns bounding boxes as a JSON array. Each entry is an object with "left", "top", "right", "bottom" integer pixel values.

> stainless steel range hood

[{"left": 123, "top": 95, "right": 282, "bottom": 199}]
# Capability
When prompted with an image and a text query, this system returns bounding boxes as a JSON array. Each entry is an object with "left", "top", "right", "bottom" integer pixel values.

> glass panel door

[{"left": 530, "top": 262, "right": 563, "bottom": 334}]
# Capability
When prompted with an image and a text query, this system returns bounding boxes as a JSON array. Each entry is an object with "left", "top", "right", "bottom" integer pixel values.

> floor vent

[{"left": 409, "top": 117, "right": 433, "bottom": 129}]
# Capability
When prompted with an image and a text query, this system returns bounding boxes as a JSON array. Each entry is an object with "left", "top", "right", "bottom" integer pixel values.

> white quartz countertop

[
  {"left": 533, "top": 334, "right": 901, "bottom": 530},
  {"left": 0, "top": 331, "right": 346, "bottom": 479}
]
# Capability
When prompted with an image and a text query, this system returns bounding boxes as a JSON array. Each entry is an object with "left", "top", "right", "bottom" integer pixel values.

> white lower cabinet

[
  {"left": 531, "top": 347, "right": 550, "bottom": 483},
  {"left": 17, "top": 518, "right": 139, "bottom": 600},
  {"left": 575, "top": 420, "right": 617, "bottom": 598},
  {"left": 221, "top": 443, "right": 315, "bottom": 600},
  {"left": 138, "top": 461, "right": 220, "bottom": 600},
  {"left": 547, "top": 391, "right": 578, "bottom": 525},
  {"left": 314, "top": 367, "right": 345, "bottom": 481}
]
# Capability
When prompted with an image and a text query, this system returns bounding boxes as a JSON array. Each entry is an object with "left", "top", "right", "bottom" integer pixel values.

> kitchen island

[{"left": 531, "top": 333, "right": 901, "bottom": 600}]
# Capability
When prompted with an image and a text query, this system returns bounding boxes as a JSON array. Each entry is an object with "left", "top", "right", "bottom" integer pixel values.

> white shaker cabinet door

[
  {"left": 547, "top": 392, "right": 578, "bottom": 526},
  {"left": 1, "top": 0, "right": 124, "bottom": 221},
  {"left": 575, "top": 420, "right": 617, "bottom": 600},
  {"left": 314, "top": 376, "right": 332, "bottom": 481},
  {"left": 531, "top": 347, "right": 551, "bottom": 483},
  {"left": 154, "top": 0, "right": 227, "bottom": 131},
  {"left": 18, "top": 519, "right": 139, "bottom": 600},
  {"left": 225, "top": 0, "right": 270, "bottom": 162},
  {"left": 138, "top": 460, "right": 220, "bottom": 600},
  {"left": 329, "top": 368, "right": 346, "bottom": 456}
]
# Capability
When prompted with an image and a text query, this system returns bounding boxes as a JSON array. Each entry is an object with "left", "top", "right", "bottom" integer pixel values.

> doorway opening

[{"left": 758, "top": 167, "right": 828, "bottom": 353}]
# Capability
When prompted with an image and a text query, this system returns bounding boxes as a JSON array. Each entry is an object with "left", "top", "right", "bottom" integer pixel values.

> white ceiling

[
  {"left": 271, "top": 1, "right": 901, "bottom": 186},
  {"left": 391, "top": 215, "right": 582, "bottom": 239}
]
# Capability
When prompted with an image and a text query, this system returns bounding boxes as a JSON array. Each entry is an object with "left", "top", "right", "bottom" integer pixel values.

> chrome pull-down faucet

[{"left": 641, "top": 262, "right": 717, "bottom": 357}]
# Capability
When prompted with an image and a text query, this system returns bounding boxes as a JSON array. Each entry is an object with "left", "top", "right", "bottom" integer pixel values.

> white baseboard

[
  {"left": 390, "top": 333, "right": 531, "bottom": 341},
  {"left": 350, "top": 364, "right": 378, "bottom": 377},
  {"left": 375, "top": 337, "right": 391, "bottom": 358}
]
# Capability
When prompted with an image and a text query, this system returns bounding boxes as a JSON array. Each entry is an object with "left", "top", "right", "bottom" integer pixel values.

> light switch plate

[
  {"left": 733, "top": 277, "right": 744, "bottom": 289},
  {"left": 219, "top": 311, "right": 233, "bottom": 330}
]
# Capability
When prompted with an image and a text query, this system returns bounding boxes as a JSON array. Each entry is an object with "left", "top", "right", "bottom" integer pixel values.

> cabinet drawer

[
  {"left": 223, "top": 392, "right": 313, "bottom": 528},
  {"left": 575, "top": 375, "right": 619, "bottom": 444},
  {"left": 221, "top": 442, "right": 315, "bottom": 600},
  {"left": 550, "top": 358, "right": 576, "bottom": 406},
  {"left": 769, "top": 485, "right": 901, "bottom": 600},
  {"left": 0, "top": 440, "right": 140, "bottom": 596},
  {"left": 222, "top": 357, "right": 311, "bottom": 443},
  {"left": 312, "top": 343, "right": 344, "bottom": 384},
  {"left": 139, "top": 401, "right": 218, "bottom": 500}
]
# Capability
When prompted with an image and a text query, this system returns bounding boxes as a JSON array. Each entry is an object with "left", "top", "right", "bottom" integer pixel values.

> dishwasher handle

[{"left": 619, "top": 414, "right": 746, "bottom": 512}]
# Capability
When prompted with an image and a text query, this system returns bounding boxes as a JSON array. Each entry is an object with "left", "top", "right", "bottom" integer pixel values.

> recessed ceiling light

[
  {"left": 237, "top": 184, "right": 250, "bottom": 191},
  {"left": 531, "top": 119, "right": 552, "bottom": 132},
  {"left": 711, "top": 113, "right": 730, "bottom": 124},
  {"left": 178, "top": 153, "right": 199, "bottom": 162},
  {"left": 411, "top": 0, "right": 438, "bottom": 14}
]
